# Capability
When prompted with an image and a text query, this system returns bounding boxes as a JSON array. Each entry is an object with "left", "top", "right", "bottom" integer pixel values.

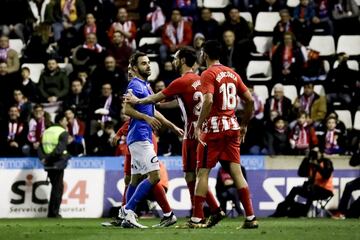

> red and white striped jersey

[
  {"left": 162, "top": 72, "right": 202, "bottom": 139},
  {"left": 200, "top": 64, "right": 248, "bottom": 133}
]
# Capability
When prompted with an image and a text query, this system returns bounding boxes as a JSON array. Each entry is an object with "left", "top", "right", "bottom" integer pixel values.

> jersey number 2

[
  {"left": 193, "top": 91, "right": 204, "bottom": 116},
  {"left": 219, "top": 83, "right": 236, "bottom": 110}
]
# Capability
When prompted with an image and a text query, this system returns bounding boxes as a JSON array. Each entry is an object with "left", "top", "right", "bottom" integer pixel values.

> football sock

[
  {"left": 122, "top": 185, "right": 128, "bottom": 205},
  {"left": 152, "top": 182, "right": 172, "bottom": 214},
  {"left": 206, "top": 189, "right": 220, "bottom": 214},
  {"left": 126, "top": 184, "right": 136, "bottom": 204},
  {"left": 193, "top": 195, "right": 206, "bottom": 220},
  {"left": 126, "top": 179, "right": 153, "bottom": 211},
  {"left": 237, "top": 187, "right": 255, "bottom": 217},
  {"left": 186, "top": 180, "right": 196, "bottom": 210}
]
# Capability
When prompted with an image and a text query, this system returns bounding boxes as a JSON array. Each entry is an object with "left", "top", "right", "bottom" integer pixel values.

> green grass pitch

[{"left": 0, "top": 218, "right": 358, "bottom": 240}]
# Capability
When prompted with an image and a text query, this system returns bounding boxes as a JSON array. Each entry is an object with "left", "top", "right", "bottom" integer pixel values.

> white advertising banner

[{"left": 0, "top": 169, "right": 104, "bottom": 218}]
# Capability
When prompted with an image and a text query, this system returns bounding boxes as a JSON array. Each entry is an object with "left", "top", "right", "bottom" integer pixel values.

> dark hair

[
  {"left": 129, "top": 52, "right": 147, "bottom": 67},
  {"left": 303, "top": 82, "right": 314, "bottom": 87},
  {"left": 104, "top": 120, "right": 115, "bottom": 129},
  {"left": 71, "top": 78, "right": 83, "bottom": 85},
  {"left": 55, "top": 112, "right": 66, "bottom": 123},
  {"left": 297, "top": 110, "right": 308, "bottom": 119},
  {"left": 178, "top": 47, "right": 197, "bottom": 68},
  {"left": 21, "top": 67, "right": 30, "bottom": 72},
  {"left": 203, "top": 40, "right": 222, "bottom": 60},
  {"left": 33, "top": 103, "right": 44, "bottom": 110}
]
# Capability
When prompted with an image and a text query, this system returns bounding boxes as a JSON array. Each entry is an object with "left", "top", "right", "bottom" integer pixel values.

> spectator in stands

[
  {"left": 62, "top": 78, "right": 89, "bottom": 121},
  {"left": 107, "top": 7, "right": 137, "bottom": 49},
  {"left": 107, "top": 31, "right": 133, "bottom": 73},
  {"left": 0, "top": 36, "right": 20, "bottom": 74},
  {"left": 192, "top": 33, "right": 206, "bottom": 73},
  {"left": 12, "top": 89, "right": 33, "bottom": 122},
  {"left": 270, "top": 150, "right": 333, "bottom": 217},
  {"left": 193, "top": 8, "right": 219, "bottom": 41},
  {"left": 316, "top": 111, "right": 347, "bottom": 146},
  {"left": 0, "top": 0, "right": 30, "bottom": 41},
  {"left": 289, "top": 111, "right": 318, "bottom": 155},
  {"left": 257, "top": 0, "right": 284, "bottom": 12},
  {"left": 273, "top": 9, "right": 298, "bottom": 45},
  {"left": 89, "top": 83, "right": 120, "bottom": 134},
  {"left": 65, "top": 108, "right": 85, "bottom": 156},
  {"left": 90, "top": 56, "right": 127, "bottom": 98},
  {"left": 221, "top": 6, "right": 252, "bottom": 45},
  {"left": 220, "top": 29, "right": 253, "bottom": 80},
  {"left": 264, "top": 116, "right": 290, "bottom": 155},
  {"left": 72, "top": 32, "right": 106, "bottom": 70},
  {"left": 38, "top": 58, "right": 69, "bottom": 103},
  {"left": 15, "top": 67, "right": 39, "bottom": 103},
  {"left": 264, "top": 83, "right": 293, "bottom": 123},
  {"left": 83, "top": 0, "right": 116, "bottom": 32},
  {"left": 301, "top": 49, "right": 327, "bottom": 82},
  {"left": 160, "top": 8, "right": 193, "bottom": 63},
  {"left": 87, "top": 120, "right": 116, "bottom": 156},
  {"left": 141, "top": 0, "right": 165, "bottom": 36},
  {"left": 23, "top": 23, "right": 58, "bottom": 63},
  {"left": 27, "top": 104, "right": 52, "bottom": 156},
  {"left": 312, "top": 0, "right": 334, "bottom": 35},
  {"left": 292, "top": 0, "right": 315, "bottom": 45},
  {"left": 0, "top": 106, "right": 28, "bottom": 157},
  {"left": 80, "top": 13, "right": 107, "bottom": 46},
  {"left": 325, "top": 53, "right": 358, "bottom": 108},
  {"left": 318, "top": 115, "right": 345, "bottom": 155},
  {"left": 272, "top": 32, "right": 305, "bottom": 86},
  {"left": 331, "top": 0, "right": 360, "bottom": 36},
  {"left": 293, "top": 82, "right": 327, "bottom": 126},
  {"left": 0, "top": 62, "right": 18, "bottom": 119},
  {"left": 159, "top": 61, "right": 178, "bottom": 86},
  {"left": 52, "top": 0, "right": 86, "bottom": 41}
]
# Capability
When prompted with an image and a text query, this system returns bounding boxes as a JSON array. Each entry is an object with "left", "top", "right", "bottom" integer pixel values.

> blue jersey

[{"left": 126, "top": 77, "right": 155, "bottom": 145}]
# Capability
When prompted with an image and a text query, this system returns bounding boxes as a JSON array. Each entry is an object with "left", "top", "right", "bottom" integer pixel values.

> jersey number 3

[{"left": 219, "top": 82, "right": 236, "bottom": 110}]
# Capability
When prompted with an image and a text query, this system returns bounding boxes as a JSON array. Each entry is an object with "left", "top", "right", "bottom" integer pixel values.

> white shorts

[{"left": 128, "top": 141, "right": 159, "bottom": 175}]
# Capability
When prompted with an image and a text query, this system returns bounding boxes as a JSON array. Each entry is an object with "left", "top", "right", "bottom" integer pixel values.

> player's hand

[
  {"left": 239, "top": 125, "right": 247, "bottom": 144},
  {"left": 111, "top": 135, "right": 120, "bottom": 147},
  {"left": 195, "top": 126, "right": 205, "bottom": 146},
  {"left": 172, "top": 126, "right": 184, "bottom": 137},
  {"left": 123, "top": 89, "right": 139, "bottom": 105},
  {"left": 144, "top": 115, "right": 162, "bottom": 131}
]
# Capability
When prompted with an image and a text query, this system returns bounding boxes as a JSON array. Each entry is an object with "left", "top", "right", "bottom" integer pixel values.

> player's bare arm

[
  {"left": 238, "top": 90, "right": 254, "bottom": 143},
  {"left": 195, "top": 93, "right": 213, "bottom": 144},
  {"left": 124, "top": 90, "right": 166, "bottom": 105},
  {"left": 124, "top": 102, "right": 162, "bottom": 130},
  {"left": 157, "top": 99, "right": 179, "bottom": 109},
  {"left": 154, "top": 110, "right": 184, "bottom": 137}
]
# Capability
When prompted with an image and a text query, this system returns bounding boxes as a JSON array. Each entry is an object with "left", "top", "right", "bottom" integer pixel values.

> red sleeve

[
  {"left": 107, "top": 24, "right": 115, "bottom": 40},
  {"left": 162, "top": 78, "right": 183, "bottom": 97},
  {"left": 310, "top": 127, "right": 318, "bottom": 146},
  {"left": 179, "top": 21, "right": 193, "bottom": 46},
  {"left": 78, "top": 120, "right": 86, "bottom": 137},
  {"left": 162, "top": 23, "right": 173, "bottom": 47},
  {"left": 115, "top": 120, "right": 130, "bottom": 138},
  {"left": 200, "top": 70, "right": 215, "bottom": 94}
]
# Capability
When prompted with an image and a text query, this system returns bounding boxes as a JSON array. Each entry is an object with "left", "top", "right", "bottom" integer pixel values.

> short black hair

[
  {"left": 129, "top": 52, "right": 147, "bottom": 67},
  {"left": 203, "top": 40, "right": 223, "bottom": 60},
  {"left": 55, "top": 112, "right": 66, "bottom": 123},
  {"left": 178, "top": 47, "right": 197, "bottom": 68},
  {"left": 21, "top": 66, "right": 30, "bottom": 72}
]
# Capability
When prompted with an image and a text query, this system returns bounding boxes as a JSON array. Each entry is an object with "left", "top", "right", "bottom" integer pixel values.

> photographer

[{"left": 270, "top": 150, "right": 334, "bottom": 217}]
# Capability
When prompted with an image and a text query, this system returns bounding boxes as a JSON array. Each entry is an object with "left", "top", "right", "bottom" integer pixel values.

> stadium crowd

[{"left": 0, "top": 0, "right": 359, "bottom": 158}]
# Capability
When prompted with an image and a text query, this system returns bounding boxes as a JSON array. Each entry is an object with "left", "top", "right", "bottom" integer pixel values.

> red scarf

[
  {"left": 8, "top": 121, "right": 24, "bottom": 141},
  {"left": 84, "top": 24, "right": 97, "bottom": 36},
  {"left": 282, "top": 46, "right": 293, "bottom": 69}
]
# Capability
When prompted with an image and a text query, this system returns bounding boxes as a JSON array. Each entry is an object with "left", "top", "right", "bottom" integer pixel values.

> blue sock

[
  {"left": 126, "top": 184, "right": 136, "bottom": 203},
  {"left": 125, "top": 179, "right": 153, "bottom": 211}
]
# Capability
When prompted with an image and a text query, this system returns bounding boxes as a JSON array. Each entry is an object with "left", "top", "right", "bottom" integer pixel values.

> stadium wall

[{"left": 0, "top": 156, "right": 359, "bottom": 218}]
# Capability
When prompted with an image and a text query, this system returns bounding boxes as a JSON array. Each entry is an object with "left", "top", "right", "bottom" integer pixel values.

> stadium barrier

[{"left": 0, "top": 156, "right": 359, "bottom": 218}]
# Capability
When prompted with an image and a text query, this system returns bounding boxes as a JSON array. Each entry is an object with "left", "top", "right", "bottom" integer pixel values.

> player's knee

[
  {"left": 184, "top": 172, "right": 196, "bottom": 183},
  {"left": 197, "top": 168, "right": 210, "bottom": 179},
  {"left": 124, "top": 175, "right": 131, "bottom": 185},
  {"left": 148, "top": 170, "right": 160, "bottom": 185}
]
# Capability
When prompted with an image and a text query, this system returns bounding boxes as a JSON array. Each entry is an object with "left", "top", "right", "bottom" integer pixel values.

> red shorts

[
  {"left": 182, "top": 139, "right": 198, "bottom": 172},
  {"left": 197, "top": 130, "right": 240, "bottom": 169}
]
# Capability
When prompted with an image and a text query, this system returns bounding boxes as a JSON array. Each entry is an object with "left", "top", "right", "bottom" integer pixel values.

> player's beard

[{"left": 138, "top": 68, "right": 151, "bottom": 80}]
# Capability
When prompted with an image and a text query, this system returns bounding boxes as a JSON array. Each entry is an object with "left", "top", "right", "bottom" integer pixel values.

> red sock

[
  {"left": 238, "top": 187, "right": 254, "bottom": 216},
  {"left": 193, "top": 195, "right": 206, "bottom": 219},
  {"left": 152, "top": 182, "right": 172, "bottom": 214},
  {"left": 187, "top": 181, "right": 195, "bottom": 210},
  {"left": 122, "top": 185, "right": 128, "bottom": 205},
  {"left": 206, "top": 189, "right": 220, "bottom": 214}
]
